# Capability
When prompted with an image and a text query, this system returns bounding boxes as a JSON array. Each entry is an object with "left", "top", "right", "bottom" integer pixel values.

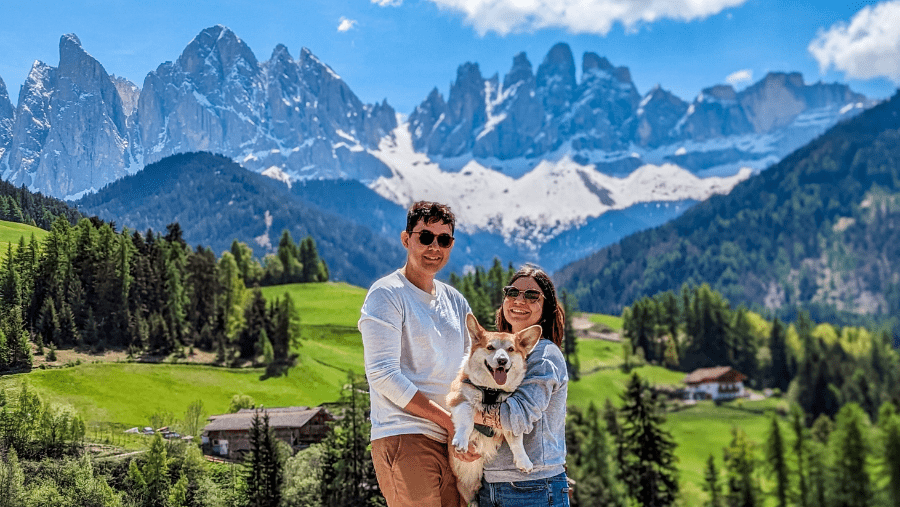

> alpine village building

[
  {"left": 202, "top": 406, "right": 333, "bottom": 460},
  {"left": 683, "top": 366, "right": 747, "bottom": 401}
]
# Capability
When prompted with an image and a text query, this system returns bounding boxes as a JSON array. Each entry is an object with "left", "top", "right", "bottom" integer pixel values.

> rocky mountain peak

[
  {"left": 581, "top": 52, "right": 634, "bottom": 86},
  {"left": 537, "top": 43, "right": 576, "bottom": 84},
  {"left": 270, "top": 43, "right": 292, "bottom": 64},
  {"left": 0, "top": 76, "right": 13, "bottom": 160},
  {"left": 738, "top": 72, "right": 812, "bottom": 132},
  {"left": 503, "top": 52, "right": 534, "bottom": 89},
  {"left": 582, "top": 52, "right": 613, "bottom": 73},
  {"left": 536, "top": 43, "right": 576, "bottom": 114},
  {"left": 700, "top": 84, "right": 738, "bottom": 103},
  {"left": 177, "top": 24, "right": 259, "bottom": 82},
  {"left": 0, "top": 76, "right": 12, "bottom": 121},
  {"left": 57, "top": 33, "right": 126, "bottom": 133},
  {"left": 635, "top": 85, "right": 689, "bottom": 147}
]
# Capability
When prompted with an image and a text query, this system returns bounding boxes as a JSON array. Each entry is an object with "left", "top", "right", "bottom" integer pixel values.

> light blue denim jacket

[{"left": 484, "top": 338, "right": 568, "bottom": 483}]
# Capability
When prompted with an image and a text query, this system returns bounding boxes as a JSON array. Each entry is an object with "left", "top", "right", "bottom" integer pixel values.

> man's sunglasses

[
  {"left": 410, "top": 230, "right": 454, "bottom": 248},
  {"left": 503, "top": 286, "right": 543, "bottom": 302}
]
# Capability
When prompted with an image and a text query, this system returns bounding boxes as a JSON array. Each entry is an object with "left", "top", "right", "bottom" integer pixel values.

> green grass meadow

[
  {"left": 0, "top": 221, "right": 46, "bottom": 258},
  {"left": 0, "top": 275, "right": 780, "bottom": 503}
]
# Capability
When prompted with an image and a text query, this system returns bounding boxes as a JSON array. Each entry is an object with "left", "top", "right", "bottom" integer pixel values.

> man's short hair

[{"left": 406, "top": 201, "right": 456, "bottom": 234}]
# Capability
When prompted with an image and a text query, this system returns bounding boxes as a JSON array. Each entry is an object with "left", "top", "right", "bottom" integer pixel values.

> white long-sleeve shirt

[{"left": 358, "top": 269, "right": 471, "bottom": 442}]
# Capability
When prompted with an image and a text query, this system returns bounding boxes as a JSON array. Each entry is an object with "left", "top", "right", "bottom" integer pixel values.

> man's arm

[{"left": 403, "top": 391, "right": 454, "bottom": 434}]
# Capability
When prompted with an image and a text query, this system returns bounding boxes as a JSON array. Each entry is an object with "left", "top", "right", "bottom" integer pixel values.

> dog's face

[{"left": 464, "top": 313, "right": 542, "bottom": 390}]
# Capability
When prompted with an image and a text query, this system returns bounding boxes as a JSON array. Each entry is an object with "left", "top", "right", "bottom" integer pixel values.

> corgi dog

[{"left": 446, "top": 313, "right": 542, "bottom": 505}]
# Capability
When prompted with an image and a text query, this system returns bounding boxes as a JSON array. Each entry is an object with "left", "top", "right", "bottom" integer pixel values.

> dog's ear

[
  {"left": 516, "top": 324, "right": 542, "bottom": 354},
  {"left": 466, "top": 313, "right": 486, "bottom": 346}
]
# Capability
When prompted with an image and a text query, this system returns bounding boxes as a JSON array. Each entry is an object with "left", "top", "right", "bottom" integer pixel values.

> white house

[{"left": 683, "top": 366, "right": 747, "bottom": 401}]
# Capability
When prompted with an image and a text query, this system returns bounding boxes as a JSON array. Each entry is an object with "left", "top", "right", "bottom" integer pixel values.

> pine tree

[
  {"left": 320, "top": 373, "right": 382, "bottom": 507},
  {"left": 723, "top": 426, "right": 758, "bottom": 507},
  {"left": 218, "top": 252, "right": 247, "bottom": 344},
  {"left": 570, "top": 402, "right": 625, "bottom": 506},
  {"left": 828, "top": 403, "right": 870, "bottom": 507},
  {"left": 245, "top": 410, "right": 282, "bottom": 507},
  {"left": 623, "top": 297, "right": 657, "bottom": 363},
  {"left": 299, "top": 236, "right": 321, "bottom": 283},
  {"left": 561, "top": 291, "right": 580, "bottom": 380},
  {"left": 231, "top": 240, "right": 263, "bottom": 285},
  {"left": 764, "top": 412, "right": 789, "bottom": 507},
  {"left": 161, "top": 238, "right": 189, "bottom": 351},
  {"left": 143, "top": 432, "right": 170, "bottom": 506},
  {"left": 240, "top": 289, "right": 269, "bottom": 360},
  {"left": 185, "top": 245, "right": 220, "bottom": 350},
  {"left": 769, "top": 318, "right": 791, "bottom": 392},
  {"left": 789, "top": 404, "right": 809, "bottom": 507},
  {"left": 728, "top": 309, "right": 757, "bottom": 381},
  {"left": 703, "top": 455, "right": 722, "bottom": 507},
  {"left": 618, "top": 372, "right": 679, "bottom": 506},
  {"left": 880, "top": 403, "right": 900, "bottom": 507},
  {"left": 0, "top": 447, "right": 25, "bottom": 507},
  {"left": 277, "top": 230, "right": 302, "bottom": 284}
]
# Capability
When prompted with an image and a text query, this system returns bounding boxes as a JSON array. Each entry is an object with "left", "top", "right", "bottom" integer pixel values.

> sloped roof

[
  {"left": 204, "top": 406, "right": 330, "bottom": 432},
  {"left": 683, "top": 366, "right": 745, "bottom": 385}
]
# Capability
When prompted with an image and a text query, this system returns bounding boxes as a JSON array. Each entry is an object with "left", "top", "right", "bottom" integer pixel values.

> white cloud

[
  {"left": 337, "top": 17, "right": 358, "bottom": 32},
  {"left": 726, "top": 69, "right": 753, "bottom": 87},
  {"left": 808, "top": 0, "right": 900, "bottom": 82},
  {"left": 372, "top": 0, "right": 403, "bottom": 5},
  {"left": 425, "top": 0, "right": 748, "bottom": 36}
]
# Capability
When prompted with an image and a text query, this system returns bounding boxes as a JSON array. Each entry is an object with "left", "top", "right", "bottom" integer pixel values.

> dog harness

[{"left": 463, "top": 378, "right": 506, "bottom": 437}]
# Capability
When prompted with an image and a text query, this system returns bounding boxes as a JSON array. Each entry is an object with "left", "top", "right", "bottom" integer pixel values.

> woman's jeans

[{"left": 477, "top": 472, "right": 570, "bottom": 507}]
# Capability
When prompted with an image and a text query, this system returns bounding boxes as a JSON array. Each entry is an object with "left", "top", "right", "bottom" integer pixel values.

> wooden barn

[{"left": 202, "top": 406, "right": 333, "bottom": 460}]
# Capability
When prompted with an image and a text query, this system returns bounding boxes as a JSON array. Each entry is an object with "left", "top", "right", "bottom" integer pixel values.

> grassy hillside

[
  {"left": 0, "top": 281, "right": 780, "bottom": 504},
  {"left": 0, "top": 220, "right": 47, "bottom": 256}
]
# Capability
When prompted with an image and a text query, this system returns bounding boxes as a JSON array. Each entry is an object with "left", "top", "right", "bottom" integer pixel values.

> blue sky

[{"left": 0, "top": 0, "right": 897, "bottom": 115}]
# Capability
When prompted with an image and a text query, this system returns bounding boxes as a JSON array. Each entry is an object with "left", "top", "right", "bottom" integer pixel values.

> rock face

[
  {"left": 138, "top": 26, "right": 396, "bottom": 182},
  {"left": 3, "top": 35, "right": 138, "bottom": 198},
  {"left": 408, "top": 43, "right": 871, "bottom": 176},
  {"left": 0, "top": 26, "right": 397, "bottom": 199},
  {"left": 0, "top": 77, "right": 13, "bottom": 164}
]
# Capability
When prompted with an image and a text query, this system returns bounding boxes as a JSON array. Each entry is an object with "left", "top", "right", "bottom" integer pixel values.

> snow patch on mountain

[{"left": 368, "top": 121, "right": 751, "bottom": 248}]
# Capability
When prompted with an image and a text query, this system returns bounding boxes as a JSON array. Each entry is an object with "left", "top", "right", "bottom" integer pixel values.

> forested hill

[
  {"left": 76, "top": 152, "right": 405, "bottom": 286},
  {"left": 557, "top": 90, "right": 900, "bottom": 319},
  {"left": 0, "top": 179, "right": 83, "bottom": 229}
]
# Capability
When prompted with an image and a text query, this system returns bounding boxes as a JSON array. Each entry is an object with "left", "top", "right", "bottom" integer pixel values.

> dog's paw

[
  {"left": 515, "top": 458, "right": 534, "bottom": 474},
  {"left": 451, "top": 436, "right": 469, "bottom": 454}
]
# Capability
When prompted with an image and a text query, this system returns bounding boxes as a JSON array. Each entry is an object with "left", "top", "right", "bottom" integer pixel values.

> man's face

[{"left": 401, "top": 219, "right": 454, "bottom": 277}]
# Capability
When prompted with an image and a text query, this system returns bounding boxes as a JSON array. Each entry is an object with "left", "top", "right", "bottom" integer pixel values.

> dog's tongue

[{"left": 493, "top": 368, "right": 508, "bottom": 385}]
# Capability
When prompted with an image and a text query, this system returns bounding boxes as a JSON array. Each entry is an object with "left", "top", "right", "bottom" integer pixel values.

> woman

[{"left": 475, "top": 264, "right": 570, "bottom": 507}]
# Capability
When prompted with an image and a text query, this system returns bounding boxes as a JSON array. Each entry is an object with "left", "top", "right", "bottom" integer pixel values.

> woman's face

[{"left": 502, "top": 276, "right": 545, "bottom": 333}]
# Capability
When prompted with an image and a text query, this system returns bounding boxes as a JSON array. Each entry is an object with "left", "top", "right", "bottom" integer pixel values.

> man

[{"left": 359, "top": 201, "right": 472, "bottom": 507}]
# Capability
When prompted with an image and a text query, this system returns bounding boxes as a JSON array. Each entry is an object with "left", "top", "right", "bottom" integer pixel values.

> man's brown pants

[{"left": 371, "top": 434, "right": 463, "bottom": 507}]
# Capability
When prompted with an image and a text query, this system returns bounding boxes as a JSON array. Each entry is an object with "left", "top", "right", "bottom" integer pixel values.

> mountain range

[
  {"left": 0, "top": 25, "right": 877, "bottom": 277},
  {"left": 556, "top": 90, "right": 900, "bottom": 319}
]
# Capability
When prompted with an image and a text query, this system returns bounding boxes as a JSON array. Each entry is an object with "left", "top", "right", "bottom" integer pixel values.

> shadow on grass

[{"left": 259, "top": 354, "right": 300, "bottom": 380}]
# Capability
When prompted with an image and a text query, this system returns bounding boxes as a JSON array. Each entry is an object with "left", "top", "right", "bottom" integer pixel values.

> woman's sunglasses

[
  {"left": 410, "top": 230, "right": 455, "bottom": 248},
  {"left": 503, "top": 286, "right": 543, "bottom": 302}
]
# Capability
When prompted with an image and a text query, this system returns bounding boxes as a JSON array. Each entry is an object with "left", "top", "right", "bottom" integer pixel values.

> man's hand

[{"left": 449, "top": 441, "right": 481, "bottom": 462}]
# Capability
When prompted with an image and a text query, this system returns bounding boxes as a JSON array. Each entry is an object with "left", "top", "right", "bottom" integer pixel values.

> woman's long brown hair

[{"left": 495, "top": 264, "right": 565, "bottom": 348}]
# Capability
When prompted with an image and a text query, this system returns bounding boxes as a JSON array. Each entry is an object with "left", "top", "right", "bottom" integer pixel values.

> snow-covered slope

[{"left": 370, "top": 121, "right": 750, "bottom": 252}]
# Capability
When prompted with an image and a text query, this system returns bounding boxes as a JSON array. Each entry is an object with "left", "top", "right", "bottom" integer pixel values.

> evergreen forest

[{"left": 557, "top": 91, "right": 900, "bottom": 334}]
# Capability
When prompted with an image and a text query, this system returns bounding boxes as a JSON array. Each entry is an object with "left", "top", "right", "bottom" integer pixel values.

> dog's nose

[{"left": 497, "top": 357, "right": 507, "bottom": 367}]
